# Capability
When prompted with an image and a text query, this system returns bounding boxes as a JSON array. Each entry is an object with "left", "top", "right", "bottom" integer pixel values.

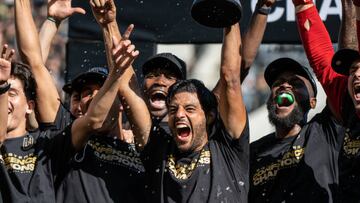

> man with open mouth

[
  {"left": 249, "top": 57, "right": 344, "bottom": 202},
  {"left": 291, "top": 0, "right": 360, "bottom": 201},
  {"left": 141, "top": 52, "right": 186, "bottom": 132},
  {"left": 134, "top": 21, "right": 249, "bottom": 202}
]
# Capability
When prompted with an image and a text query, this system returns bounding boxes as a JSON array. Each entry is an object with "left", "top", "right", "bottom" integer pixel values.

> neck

[
  {"left": 7, "top": 126, "right": 27, "bottom": 140},
  {"left": 275, "top": 124, "right": 302, "bottom": 139}
]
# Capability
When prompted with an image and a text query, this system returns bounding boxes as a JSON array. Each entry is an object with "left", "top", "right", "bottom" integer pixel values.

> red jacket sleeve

[{"left": 296, "top": 6, "right": 348, "bottom": 117}]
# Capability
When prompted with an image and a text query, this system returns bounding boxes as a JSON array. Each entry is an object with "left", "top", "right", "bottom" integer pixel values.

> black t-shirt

[
  {"left": 142, "top": 117, "right": 249, "bottom": 203},
  {"left": 0, "top": 119, "right": 73, "bottom": 203},
  {"left": 249, "top": 107, "right": 343, "bottom": 203},
  {"left": 338, "top": 111, "right": 360, "bottom": 202},
  {"left": 38, "top": 103, "right": 73, "bottom": 132},
  {"left": 56, "top": 135, "right": 145, "bottom": 203}
]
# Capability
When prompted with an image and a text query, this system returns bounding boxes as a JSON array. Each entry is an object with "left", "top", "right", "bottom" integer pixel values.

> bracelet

[
  {"left": 257, "top": 6, "right": 272, "bottom": 15},
  {"left": 0, "top": 82, "right": 10, "bottom": 95},
  {"left": 47, "top": 16, "right": 61, "bottom": 26}
]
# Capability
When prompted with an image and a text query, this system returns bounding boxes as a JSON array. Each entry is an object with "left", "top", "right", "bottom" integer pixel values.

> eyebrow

[{"left": 8, "top": 87, "right": 20, "bottom": 93}]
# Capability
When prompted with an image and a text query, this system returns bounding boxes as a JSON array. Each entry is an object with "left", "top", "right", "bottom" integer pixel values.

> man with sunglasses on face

[{"left": 249, "top": 58, "right": 343, "bottom": 202}]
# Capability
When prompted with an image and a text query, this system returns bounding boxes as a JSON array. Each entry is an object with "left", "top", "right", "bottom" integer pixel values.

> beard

[{"left": 266, "top": 97, "right": 305, "bottom": 130}]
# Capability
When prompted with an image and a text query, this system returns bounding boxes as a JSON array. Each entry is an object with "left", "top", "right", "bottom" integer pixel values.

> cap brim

[
  {"left": 71, "top": 72, "right": 107, "bottom": 92},
  {"left": 142, "top": 56, "right": 184, "bottom": 79},
  {"left": 62, "top": 83, "right": 73, "bottom": 94},
  {"left": 331, "top": 49, "right": 360, "bottom": 76},
  {"left": 265, "top": 58, "right": 317, "bottom": 96}
]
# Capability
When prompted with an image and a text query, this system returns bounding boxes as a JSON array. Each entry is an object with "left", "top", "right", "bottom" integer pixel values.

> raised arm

[
  {"left": 71, "top": 40, "right": 139, "bottom": 150},
  {"left": 39, "top": 0, "right": 85, "bottom": 62},
  {"left": 90, "top": 0, "right": 151, "bottom": 147},
  {"left": 294, "top": 0, "right": 348, "bottom": 118},
  {"left": 338, "top": 0, "right": 358, "bottom": 50},
  {"left": 90, "top": 0, "right": 121, "bottom": 72},
  {"left": 15, "top": 0, "right": 59, "bottom": 123},
  {"left": 241, "top": 0, "right": 275, "bottom": 81},
  {"left": 112, "top": 37, "right": 151, "bottom": 149},
  {"left": 354, "top": 0, "right": 360, "bottom": 50},
  {"left": 217, "top": 23, "right": 246, "bottom": 139},
  {"left": 0, "top": 45, "right": 14, "bottom": 145}
]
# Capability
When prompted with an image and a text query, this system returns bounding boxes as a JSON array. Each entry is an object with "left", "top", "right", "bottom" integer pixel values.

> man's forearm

[
  {"left": 219, "top": 24, "right": 246, "bottom": 139},
  {"left": 15, "top": 0, "right": 44, "bottom": 67},
  {"left": 39, "top": 18, "right": 60, "bottom": 63},
  {"left": 241, "top": 10, "right": 268, "bottom": 82},
  {"left": 338, "top": 0, "right": 358, "bottom": 50},
  {"left": 103, "top": 22, "right": 121, "bottom": 72},
  {"left": 117, "top": 67, "right": 151, "bottom": 149},
  {"left": 72, "top": 74, "right": 121, "bottom": 150}
]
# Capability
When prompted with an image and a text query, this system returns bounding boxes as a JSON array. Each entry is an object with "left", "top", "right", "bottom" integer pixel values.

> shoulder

[
  {"left": 308, "top": 106, "right": 342, "bottom": 129},
  {"left": 250, "top": 133, "right": 275, "bottom": 152}
]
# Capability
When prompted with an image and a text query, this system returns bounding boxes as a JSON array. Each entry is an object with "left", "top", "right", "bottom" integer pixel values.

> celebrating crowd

[{"left": 1, "top": 0, "right": 360, "bottom": 202}]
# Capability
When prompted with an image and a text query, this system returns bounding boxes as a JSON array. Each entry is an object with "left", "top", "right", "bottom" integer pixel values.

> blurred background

[{"left": 0, "top": 0, "right": 339, "bottom": 141}]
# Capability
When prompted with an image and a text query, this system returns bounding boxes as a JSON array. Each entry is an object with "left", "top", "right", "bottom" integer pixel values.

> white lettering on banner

[{"left": 251, "top": 0, "right": 342, "bottom": 22}]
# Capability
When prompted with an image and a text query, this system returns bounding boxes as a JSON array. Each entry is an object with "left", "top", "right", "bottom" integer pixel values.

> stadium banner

[{"left": 68, "top": 0, "right": 341, "bottom": 44}]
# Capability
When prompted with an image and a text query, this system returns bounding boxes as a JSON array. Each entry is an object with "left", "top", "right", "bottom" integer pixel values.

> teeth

[{"left": 176, "top": 124, "right": 188, "bottom": 128}]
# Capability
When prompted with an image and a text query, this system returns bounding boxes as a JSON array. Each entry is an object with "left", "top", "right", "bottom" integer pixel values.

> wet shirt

[
  {"left": 0, "top": 123, "right": 73, "bottom": 203},
  {"left": 142, "top": 118, "right": 249, "bottom": 203},
  {"left": 56, "top": 135, "right": 145, "bottom": 203},
  {"left": 249, "top": 107, "right": 343, "bottom": 203}
]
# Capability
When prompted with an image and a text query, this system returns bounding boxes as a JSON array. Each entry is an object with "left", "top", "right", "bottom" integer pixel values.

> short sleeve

[
  {"left": 38, "top": 104, "right": 73, "bottom": 131},
  {"left": 211, "top": 114, "right": 249, "bottom": 156}
]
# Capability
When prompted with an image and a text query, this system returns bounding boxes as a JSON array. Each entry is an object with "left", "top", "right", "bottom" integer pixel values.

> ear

[
  {"left": 309, "top": 97, "right": 317, "bottom": 109},
  {"left": 26, "top": 100, "right": 35, "bottom": 115}
]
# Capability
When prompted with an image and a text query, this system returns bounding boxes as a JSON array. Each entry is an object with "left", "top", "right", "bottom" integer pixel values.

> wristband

[
  {"left": 257, "top": 6, "right": 272, "bottom": 15},
  {"left": 0, "top": 82, "right": 10, "bottom": 95},
  {"left": 293, "top": 0, "right": 313, "bottom": 6},
  {"left": 47, "top": 16, "right": 61, "bottom": 26}
]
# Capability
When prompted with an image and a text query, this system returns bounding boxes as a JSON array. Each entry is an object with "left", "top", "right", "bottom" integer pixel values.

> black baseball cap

[
  {"left": 62, "top": 67, "right": 109, "bottom": 94},
  {"left": 142, "top": 53, "right": 187, "bottom": 80},
  {"left": 331, "top": 48, "right": 360, "bottom": 76},
  {"left": 264, "top": 58, "right": 318, "bottom": 97}
]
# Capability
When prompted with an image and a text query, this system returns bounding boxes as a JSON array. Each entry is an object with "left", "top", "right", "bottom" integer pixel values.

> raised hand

[
  {"left": 112, "top": 37, "right": 139, "bottom": 74},
  {"left": 122, "top": 24, "right": 134, "bottom": 41},
  {"left": 0, "top": 44, "right": 14, "bottom": 83},
  {"left": 47, "top": 0, "right": 86, "bottom": 22},
  {"left": 90, "top": 0, "right": 116, "bottom": 26}
]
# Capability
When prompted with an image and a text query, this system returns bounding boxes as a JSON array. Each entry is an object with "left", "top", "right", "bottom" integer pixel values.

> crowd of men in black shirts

[{"left": 2, "top": 0, "right": 360, "bottom": 202}]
